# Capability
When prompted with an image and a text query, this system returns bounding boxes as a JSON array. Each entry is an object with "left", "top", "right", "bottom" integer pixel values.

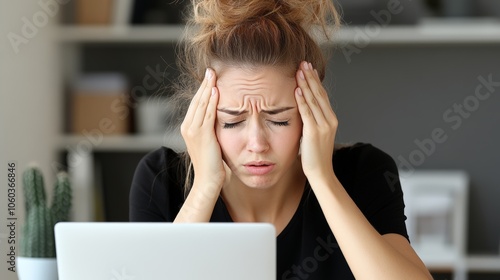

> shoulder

[
  {"left": 333, "top": 143, "right": 408, "bottom": 239},
  {"left": 129, "top": 146, "right": 186, "bottom": 221},
  {"left": 138, "top": 146, "right": 183, "bottom": 172},
  {"left": 133, "top": 145, "right": 185, "bottom": 181},
  {"left": 133, "top": 146, "right": 187, "bottom": 193},
  {"left": 333, "top": 142, "right": 402, "bottom": 204},
  {"left": 334, "top": 142, "right": 397, "bottom": 178}
]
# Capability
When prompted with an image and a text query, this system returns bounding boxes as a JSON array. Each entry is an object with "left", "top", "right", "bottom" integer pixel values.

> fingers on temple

[
  {"left": 184, "top": 70, "right": 208, "bottom": 123},
  {"left": 203, "top": 87, "right": 218, "bottom": 127},
  {"left": 296, "top": 62, "right": 327, "bottom": 125},
  {"left": 295, "top": 87, "right": 316, "bottom": 127},
  {"left": 189, "top": 69, "right": 216, "bottom": 128}
]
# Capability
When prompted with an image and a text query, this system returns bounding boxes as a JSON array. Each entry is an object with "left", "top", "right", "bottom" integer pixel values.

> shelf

[
  {"left": 466, "top": 255, "right": 500, "bottom": 272},
  {"left": 335, "top": 20, "right": 500, "bottom": 45},
  {"left": 58, "top": 25, "right": 185, "bottom": 43},
  {"left": 420, "top": 253, "right": 500, "bottom": 273},
  {"left": 58, "top": 19, "right": 500, "bottom": 45},
  {"left": 58, "top": 133, "right": 185, "bottom": 152}
]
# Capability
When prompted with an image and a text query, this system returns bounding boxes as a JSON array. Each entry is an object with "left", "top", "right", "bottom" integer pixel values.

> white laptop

[{"left": 55, "top": 222, "right": 276, "bottom": 280}]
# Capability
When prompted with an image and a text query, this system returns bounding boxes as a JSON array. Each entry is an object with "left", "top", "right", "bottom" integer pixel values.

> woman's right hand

[{"left": 180, "top": 68, "right": 226, "bottom": 199}]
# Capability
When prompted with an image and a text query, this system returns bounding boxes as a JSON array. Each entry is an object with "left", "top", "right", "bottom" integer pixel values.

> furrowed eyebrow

[
  {"left": 217, "top": 107, "right": 294, "bottom": 116},
  {"left": 217, "top": 109, "right": 248, "bottom": 116},
  {"left": 261, "top": 107, "right": 294, "bottom": 115}
]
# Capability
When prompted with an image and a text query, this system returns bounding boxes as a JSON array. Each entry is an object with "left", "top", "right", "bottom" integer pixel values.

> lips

[{"left": 244, "top": 161, "right": 275, "bottom": 175}]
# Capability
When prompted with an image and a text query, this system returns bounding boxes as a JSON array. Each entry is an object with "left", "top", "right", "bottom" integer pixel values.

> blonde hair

[{"left": 172, "top": 0, "right": 341, "bottom": 197}]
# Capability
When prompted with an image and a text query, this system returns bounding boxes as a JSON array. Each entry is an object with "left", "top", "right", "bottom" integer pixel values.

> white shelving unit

[
  {"left": 57, "top": 19, "right": 500, "bottom": 45},
  {"left": 57, "top": 19, "right": 500, "bottom": 151},
  {"left": 466, "top": 255, "right": 500, "bottom": 272},
  {"left": 58, "top": 25, "right": 184, "bottom": 43},
  {"left": 60, "top": 133, "right": 184, "bottom": 222},
  {"left": 340, "top": 18, "right": 500, "bottom": 44},
  {"left": 58, "top": 133, "right": 185, "bottom": 152}
]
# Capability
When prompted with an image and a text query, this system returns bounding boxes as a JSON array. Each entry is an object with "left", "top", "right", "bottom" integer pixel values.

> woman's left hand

[{"left": 295, "top": 61, "right": 338, "bottom": 180}]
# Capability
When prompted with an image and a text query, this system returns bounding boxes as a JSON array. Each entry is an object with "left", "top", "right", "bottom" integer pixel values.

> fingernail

[
  {"left": 296, "top": 88, "right": 303, "bottom": 96},
  {"left": 303, "top": 61, "right": 309, "bottom": 70},
  {"left": 299, "top": 70, "right": 305, "bottom": 80},
  {"left": 211, "top": 87, "right": 216, "bottom": 96},
  {"left": 206, "top": 68, "right": 212, "bottom": 79},
  {"left": 308, "top": 62, "right": 313, "bottom": 70},
  {"left": 314, "top": 69, "right": 319, "bottom": 77}
]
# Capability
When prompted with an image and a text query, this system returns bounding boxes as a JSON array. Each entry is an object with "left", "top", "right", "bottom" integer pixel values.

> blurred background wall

[
  {"left": 1, "top": 1, "right": 500, "bottom": 280},
  {"left": 330, "top": 43, "right": 500, "bottom": 250},
  {"left": 1, "top": 2, "right": 60, "bottom": 279}
]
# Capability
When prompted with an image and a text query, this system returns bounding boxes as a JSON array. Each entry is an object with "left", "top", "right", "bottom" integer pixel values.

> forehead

[{"left": 216, "top": 66, "right": 297, "bottom": 106}]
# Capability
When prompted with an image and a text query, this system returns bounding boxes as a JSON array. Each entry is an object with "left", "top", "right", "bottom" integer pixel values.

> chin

[{"left": 240, "top": 176, "right": 278, "bottom": 190}]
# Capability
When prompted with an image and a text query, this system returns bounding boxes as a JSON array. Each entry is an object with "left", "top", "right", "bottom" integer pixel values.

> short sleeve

[
  {"left": 129, "top": 147, "right": 184, "bottom": 222},
  {"left": 343, "top": 144, "right": 409, "bottom": 241}
]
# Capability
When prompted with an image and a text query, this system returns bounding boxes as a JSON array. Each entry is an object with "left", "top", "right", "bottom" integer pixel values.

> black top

[{"left": 129, "top": 142, "right": 408, "bottom": 279}]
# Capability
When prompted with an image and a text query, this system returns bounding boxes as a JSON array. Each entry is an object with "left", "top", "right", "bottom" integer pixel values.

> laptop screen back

[{"left": 55, "top": 222, "right": 275, "bottom": 280}]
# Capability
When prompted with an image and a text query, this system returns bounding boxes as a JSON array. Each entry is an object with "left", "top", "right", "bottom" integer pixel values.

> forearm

[
  {"left": 173, "top": 182, "right": 220, "bottom": 223},
  {"left": 309, "top": 173, "right": 432, "bottom": 280}
]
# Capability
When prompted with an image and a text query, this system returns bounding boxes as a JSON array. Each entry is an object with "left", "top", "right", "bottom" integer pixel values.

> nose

[{"left": 246, "top": 119, "right": 269, "bottom": 154}]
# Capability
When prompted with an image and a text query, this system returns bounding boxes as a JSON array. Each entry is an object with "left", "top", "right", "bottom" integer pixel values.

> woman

[{"left": 130, "top": 0, "right": 432, "bottom": 279}]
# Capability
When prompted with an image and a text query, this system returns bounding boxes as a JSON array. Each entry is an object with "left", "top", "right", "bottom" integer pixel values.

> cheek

[
  {"left": 288, "top": 128, "right": 302, "bottom": 148},
  {"left": 270, "top": 124, "right": 302, "bottom": 152},
  {"left": 215, "top": 128, "right": 241, "bottom": 160}
]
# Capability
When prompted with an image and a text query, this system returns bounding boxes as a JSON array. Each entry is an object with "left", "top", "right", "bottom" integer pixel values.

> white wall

[{"left": 0, "top": 2, "right": 61, "bottom": 279}]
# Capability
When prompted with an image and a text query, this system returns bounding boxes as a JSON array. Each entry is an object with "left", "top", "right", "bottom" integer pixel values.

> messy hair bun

[{"left": 179, "top": 0, "right": 340, "bottom": 82}]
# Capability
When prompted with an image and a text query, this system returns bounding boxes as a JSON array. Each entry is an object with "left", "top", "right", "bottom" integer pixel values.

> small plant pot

[{"left": 17, "top": 257, "right": 58, "bottom": 280}]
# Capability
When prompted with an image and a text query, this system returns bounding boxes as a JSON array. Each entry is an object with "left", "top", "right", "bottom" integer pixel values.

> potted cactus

[{"left": 17, "top": 165, "right": 72, "bottom": 280}]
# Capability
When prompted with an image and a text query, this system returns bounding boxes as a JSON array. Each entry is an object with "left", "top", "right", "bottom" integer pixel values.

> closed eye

[
  {"left": 222, "top": 120, "right": 290, "bottom": 129},
  {"left": 271, "top": 121, "right": 289, "bottom": 127},
  {"left": 223, "top": 121, "right": 244, "bottom": 129}
]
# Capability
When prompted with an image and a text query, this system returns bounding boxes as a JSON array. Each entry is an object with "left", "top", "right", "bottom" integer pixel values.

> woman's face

[{"left": 215, "top": 65, "right": 303, "bottom": 189}]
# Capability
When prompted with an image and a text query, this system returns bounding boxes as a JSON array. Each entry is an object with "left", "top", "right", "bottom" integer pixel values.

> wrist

[
  {"left": 174, "top": 181, "right": 221, "bottom": 223},
  {"left": 304, "top": 164, "right": 334, "bottom": 182},
  {"left": 306, "top": 169, "right": 338, "bottom": 191},
  {"left": 191, "top": 180, "right": 222, "bottom": 201}
]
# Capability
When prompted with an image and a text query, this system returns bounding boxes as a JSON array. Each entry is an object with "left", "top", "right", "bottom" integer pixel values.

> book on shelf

[
  {"left": 72, "top": 0, "right": 133, "bottom": 26},
  {"left": 76, "top": 0, "right": 113, "bottom": 25},
  {"left": 71, "top": 0, "right": 188, "bottom": 26},
  {"left": 70, "top": 73, "right": 130, "bottom": 135}
]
